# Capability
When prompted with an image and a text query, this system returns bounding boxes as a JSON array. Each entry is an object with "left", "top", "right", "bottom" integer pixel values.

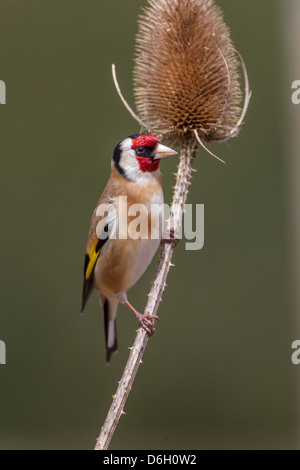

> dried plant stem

[
  {"left": 94, "top": 141, "right": 196, "bottom": 450},
  {"left": 112, "top": 64, "right": 148, "bottom": 130}
]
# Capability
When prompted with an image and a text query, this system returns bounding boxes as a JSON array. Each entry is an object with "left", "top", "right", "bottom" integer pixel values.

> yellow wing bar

[{"left": 85, "top": 238, "right": 101, "bottom": 280}]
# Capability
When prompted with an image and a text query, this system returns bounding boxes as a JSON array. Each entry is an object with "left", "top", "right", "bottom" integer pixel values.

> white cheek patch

[
  {"left": 119, "top": 139, "right": 160, "bottom": 183},
  {"left": 121, "top": 150, "right": 141, "bottom": 180},
  {"left": 123, "top": 153, "right": 160, "bottom": 183}
]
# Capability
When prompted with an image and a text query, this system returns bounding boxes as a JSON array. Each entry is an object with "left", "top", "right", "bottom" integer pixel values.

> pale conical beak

[{"left": 155, "top": 143, "right": 177, "bottom": 159}]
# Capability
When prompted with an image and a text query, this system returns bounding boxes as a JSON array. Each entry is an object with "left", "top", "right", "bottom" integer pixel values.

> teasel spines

[{"left": 134, "top": 0, "right": 243, "bottom": 145}]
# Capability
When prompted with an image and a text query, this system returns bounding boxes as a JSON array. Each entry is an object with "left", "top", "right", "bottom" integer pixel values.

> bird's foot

[
  {"left": 136, "top": 312, "right": 159, "bottom": 336},
  {"left": 124, "top": 300, "right": 159, "bottom": 336},
  {"left": 161, "top": 227, "right": 180, "bottom": 247}
]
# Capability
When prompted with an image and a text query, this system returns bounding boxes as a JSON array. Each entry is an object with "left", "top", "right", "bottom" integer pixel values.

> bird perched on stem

[{"left": 81, "top": 134, "right": 177, "bottom": 363}]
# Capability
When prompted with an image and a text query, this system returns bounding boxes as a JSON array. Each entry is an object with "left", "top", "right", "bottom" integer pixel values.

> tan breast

[{"left": 92, "top": 166, "right": 164, "bottom": 296}]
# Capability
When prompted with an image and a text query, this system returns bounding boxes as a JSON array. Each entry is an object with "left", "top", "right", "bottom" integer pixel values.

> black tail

[{"left": 103, "top": 298, "right": 118, "bottom": 364}]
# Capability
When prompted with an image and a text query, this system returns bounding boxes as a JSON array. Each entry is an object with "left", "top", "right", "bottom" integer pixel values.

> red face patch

[
  {"left": 131, "top": 134, "right": 161, "bottom": 173},
  {"left": 131, "top": 134, "right": 160, "bottom": 149},
  {"left": 136, "top": 157, "right": 160, "bottom": 173}
]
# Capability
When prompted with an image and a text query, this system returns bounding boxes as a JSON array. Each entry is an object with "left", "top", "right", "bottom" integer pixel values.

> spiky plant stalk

[{"left": 95, "top": 0, "right": 249, "bottom": 450}]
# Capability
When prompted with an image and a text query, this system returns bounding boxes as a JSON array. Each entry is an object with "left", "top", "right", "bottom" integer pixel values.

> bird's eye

[{"left": 136, "top": 146, "right": 145, "bottom": 156}]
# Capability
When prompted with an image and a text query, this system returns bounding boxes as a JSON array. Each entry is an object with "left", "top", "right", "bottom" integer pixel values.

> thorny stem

[{"left": 94, "top": 141, "right": 196, "bottom": 450}]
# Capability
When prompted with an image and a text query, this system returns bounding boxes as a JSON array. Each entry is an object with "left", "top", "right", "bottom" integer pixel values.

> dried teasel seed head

[{"left": 134, "top": 0, "right": 243, "bottom": 145}]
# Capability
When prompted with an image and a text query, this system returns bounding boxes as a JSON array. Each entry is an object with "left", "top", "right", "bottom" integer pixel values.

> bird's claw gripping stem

[
  {"left": 136, "top": 312, "right": 159, "bottom": 336},
  {"left": 124, "top": 300, "right": 159, "bottom": 336}
]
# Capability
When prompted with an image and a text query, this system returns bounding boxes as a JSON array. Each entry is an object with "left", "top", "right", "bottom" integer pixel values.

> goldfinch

[{"left": 81, "top": 134, "right": 177, "bottom": 363}]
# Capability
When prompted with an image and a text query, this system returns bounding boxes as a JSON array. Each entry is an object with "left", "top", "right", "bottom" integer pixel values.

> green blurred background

[{"left": 0, "top": 0, "right": 298, "bottom": 449}]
